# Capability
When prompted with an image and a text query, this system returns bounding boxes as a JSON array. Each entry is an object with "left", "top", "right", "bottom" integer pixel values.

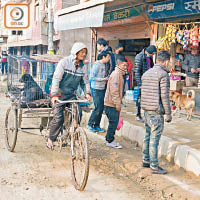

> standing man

[
  {"left": 104, "top": 55, "right": 128, "bottom": 149},
  {"left": 141, "top": 50, "right": 172, "bottom": 174},
  {"left": 46, "top": 42, "right": 91, "bottom": 150},
  {"left": 1, "top": 50, "right": 8, "bottom": 75},
  {"left": 135, "top": 45, "right": 157, "bottom": 122},
  {"left": 182, "top": 48, "right": 200, "bottom": 87},
  {"left": 88, "top": 51, "right": 110, "bottom": 132}
]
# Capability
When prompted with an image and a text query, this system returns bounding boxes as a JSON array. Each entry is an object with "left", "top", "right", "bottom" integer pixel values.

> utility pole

[{"left": 48, "top": 0, "right": 54, "bottom": 55}]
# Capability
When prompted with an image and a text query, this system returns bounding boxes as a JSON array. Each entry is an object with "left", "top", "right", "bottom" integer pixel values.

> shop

[
  {"left": 146, "top": 0, "right": 200, "bottom": 115},
  {"left": 56, "top": 0, "right": 157, "bottom": 90},
  {"left": 94, "top": 1, "right": 157, "bottom": 89}
]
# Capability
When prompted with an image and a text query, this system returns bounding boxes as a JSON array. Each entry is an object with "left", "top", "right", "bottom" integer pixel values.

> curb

[{"left": 82, "top": 111, "right": 200, "bottom": 177}]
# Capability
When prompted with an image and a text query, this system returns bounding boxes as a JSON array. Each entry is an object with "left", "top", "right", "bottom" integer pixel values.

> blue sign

[{"left": 146, "top": 0, "right": 200, "bottom": 20}]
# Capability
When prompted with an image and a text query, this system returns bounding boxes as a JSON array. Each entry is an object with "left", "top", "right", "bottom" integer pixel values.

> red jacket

[
  {"left": 1, "top": 54, "right": 8, "bottom": 62},
  {"left": 125, "top": 56, "right": 133, "bottom": 73}
]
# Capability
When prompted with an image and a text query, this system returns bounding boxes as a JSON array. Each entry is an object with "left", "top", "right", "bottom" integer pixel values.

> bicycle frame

[{"left": 44, "top": 99, "right": 88, "bottom": 149}]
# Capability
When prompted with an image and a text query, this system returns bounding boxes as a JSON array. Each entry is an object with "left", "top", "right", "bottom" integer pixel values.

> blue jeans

[
  {"left": 2, "top": 62, "right": 7, "bottom": 75},
  {"left": 88, "top": 88, "right": 105, "bottom": 128},
  {"left": 142, "top": 111, "right": 164, "bottom": 168},
  {"left": 105, "top": 106, "right": 120, "bottom": 143}
]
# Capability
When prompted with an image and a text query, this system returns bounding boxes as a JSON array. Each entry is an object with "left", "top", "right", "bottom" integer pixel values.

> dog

[
  {"left": 169, "top": 90, "right": 195, "bottom": 120},
  {"left": 19, "top": 74, "right": 44, "bottom": 102}
]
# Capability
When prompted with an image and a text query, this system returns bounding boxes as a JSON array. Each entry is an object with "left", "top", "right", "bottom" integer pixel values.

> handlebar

[{"left": 55, "top": 99, "right": 89, "bottom": 104}]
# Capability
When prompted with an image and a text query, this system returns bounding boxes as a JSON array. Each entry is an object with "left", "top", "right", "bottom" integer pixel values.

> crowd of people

[{"left": 46, "top": 39, "right": 173, "bottom": 175}]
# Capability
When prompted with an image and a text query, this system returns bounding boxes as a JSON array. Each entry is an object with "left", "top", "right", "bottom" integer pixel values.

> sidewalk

[{"left": 83, "top": 101, "right": 200, "bottom": 177}]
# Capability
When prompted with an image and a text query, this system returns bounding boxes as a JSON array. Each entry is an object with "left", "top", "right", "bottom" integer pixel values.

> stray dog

[
  {"left": 20, "top": 74, "right": 44, "bottom": 102},
  {"left": 169, "top": 90, "right": 195, "bottom": 120}
]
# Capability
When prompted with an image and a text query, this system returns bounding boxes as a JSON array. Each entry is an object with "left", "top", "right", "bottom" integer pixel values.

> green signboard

[{"left": 103, "top": 6, "right": 142, "bottom": 23}]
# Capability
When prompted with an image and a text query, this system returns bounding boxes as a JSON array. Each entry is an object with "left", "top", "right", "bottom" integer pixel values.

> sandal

[{"left": 46, "top": 138, "right": 54, "bottom": 150}]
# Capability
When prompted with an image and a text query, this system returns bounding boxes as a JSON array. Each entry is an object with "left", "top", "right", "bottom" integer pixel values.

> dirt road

[{"left": 1, "top": 84, "right": 200, "bottom": 200}]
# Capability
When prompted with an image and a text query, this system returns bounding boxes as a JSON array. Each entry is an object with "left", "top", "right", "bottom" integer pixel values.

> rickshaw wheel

[
  {"left": 5, "top": 107, "right": 18, "bottom": 152},
  {"left": 70, "top": 127, "right": 89, "bottom": 191}
]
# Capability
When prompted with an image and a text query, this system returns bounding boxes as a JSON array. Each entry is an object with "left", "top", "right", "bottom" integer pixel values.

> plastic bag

[{"left": 117, "top": 112, "right": 123, "bottom": 131}]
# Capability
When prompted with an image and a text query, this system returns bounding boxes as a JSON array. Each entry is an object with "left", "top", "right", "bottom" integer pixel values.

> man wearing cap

[{"left": 135, "top": 45, "right": 157, "bottom": 122}]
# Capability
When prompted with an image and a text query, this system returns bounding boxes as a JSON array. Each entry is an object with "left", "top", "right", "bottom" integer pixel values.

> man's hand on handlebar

[
  {"left": 86, "top": 94, "right": 92, "bottom": 103},
  {"left": 51, "top": 96, "right": 59, "bottom": 105}
]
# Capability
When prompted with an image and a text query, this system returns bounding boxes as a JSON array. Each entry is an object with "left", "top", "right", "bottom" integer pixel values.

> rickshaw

[{"left": 5, "top": 54, "right": 89, "bottom": 191}]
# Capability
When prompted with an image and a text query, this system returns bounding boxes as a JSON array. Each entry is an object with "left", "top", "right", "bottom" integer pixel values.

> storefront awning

[
  {"left": 146, "top": 0, "right": 200, "bottom": 22},
  {"left": 0, "top": 38, "right": 48, "bottom": 47},
  {"left": 56, "top": 0, "right": 113, "bottom": 31}
]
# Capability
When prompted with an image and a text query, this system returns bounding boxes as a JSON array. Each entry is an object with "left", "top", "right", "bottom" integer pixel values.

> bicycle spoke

[{"left": 70, "top": 127, "right": 89, "bottom": 191}]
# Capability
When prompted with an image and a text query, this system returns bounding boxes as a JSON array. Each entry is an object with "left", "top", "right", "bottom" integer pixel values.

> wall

[
  {"left": 58, "top": 0, "right": 91, "bottom": 57},
  {"left": 59, "top": 28, "right": 91, "bottom": 57}
]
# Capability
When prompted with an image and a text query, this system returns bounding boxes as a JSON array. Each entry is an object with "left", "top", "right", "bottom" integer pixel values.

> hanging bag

[{"left": 117, "top": 112, "right": 124, "bottom": 131}]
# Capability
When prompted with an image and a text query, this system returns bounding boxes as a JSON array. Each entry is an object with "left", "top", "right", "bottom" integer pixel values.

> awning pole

[{"left": 48, "top": 0, "right": 54, "bottom": 55}]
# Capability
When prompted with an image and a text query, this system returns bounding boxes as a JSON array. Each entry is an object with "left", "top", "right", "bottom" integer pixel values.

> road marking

[{"left": 165, "top": 176, "right": 200, "bottom": 196}]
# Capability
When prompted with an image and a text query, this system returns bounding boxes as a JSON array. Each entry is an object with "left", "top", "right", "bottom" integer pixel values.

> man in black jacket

[
  {"left": 97, "top": 38, "right": 116, "bottom": 76},
  {"left": 134, "top": 45, "right": 157, "bottom": 122}
]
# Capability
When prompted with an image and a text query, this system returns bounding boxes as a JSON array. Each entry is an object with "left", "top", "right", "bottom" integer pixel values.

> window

[{"left": 119, "top": 39, "right": 150, "bottom": 54}]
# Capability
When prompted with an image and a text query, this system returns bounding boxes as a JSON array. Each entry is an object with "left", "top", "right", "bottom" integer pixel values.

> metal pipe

[{"left": 48, "top": 0, "right": 54, "bottom": 54}]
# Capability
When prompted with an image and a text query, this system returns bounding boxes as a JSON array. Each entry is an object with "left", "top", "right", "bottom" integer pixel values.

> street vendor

[{"left": 182, "top": 48, "right": 200, "bottom": 87}]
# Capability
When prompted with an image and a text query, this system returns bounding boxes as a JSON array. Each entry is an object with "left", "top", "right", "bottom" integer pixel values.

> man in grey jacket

[
  {"left": 46, "top": 42, "right": 91, "bottom": 150},
  {"left": 141, "top": 51, "right": 172, "bottom": 174},
  {"left": 182, "top": 49, "right": 200, "bottom": 87}
]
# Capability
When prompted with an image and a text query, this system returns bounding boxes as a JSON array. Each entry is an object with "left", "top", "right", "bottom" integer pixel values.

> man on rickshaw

[{"left": 46, "top": 42, "right": 91, "bottom": 150}]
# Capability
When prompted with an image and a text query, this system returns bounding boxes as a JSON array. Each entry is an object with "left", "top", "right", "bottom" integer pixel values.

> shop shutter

[{"left": 96, "top": 22, "right": 151, "bottom": 40}]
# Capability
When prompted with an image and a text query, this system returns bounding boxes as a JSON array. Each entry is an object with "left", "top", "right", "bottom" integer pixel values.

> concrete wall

[
  {"left": 59, "top": 28, "right": 91, "bottom": 57},
  {"left": 59, "top": 0, "right": 91, "bottom": 56}
]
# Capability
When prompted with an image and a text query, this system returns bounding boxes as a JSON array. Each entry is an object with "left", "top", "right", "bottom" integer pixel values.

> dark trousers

[
  {"left": 123, "top": 73, "right": 132, "bottom": 96},
  {"left": 49, "top": 103, "right": 82, "bottom": 142},
  {"left": 136, "top": 90, "right": 141, "bottom": 117},
  {"left": 88, "top": 88, "right": 105, "bottom": 128},
  {"left": 105, "top": 106, "right": 120, "bottom": 143},
  {"left": 2, "top": 62, "right": 8, "bottom": 75}
]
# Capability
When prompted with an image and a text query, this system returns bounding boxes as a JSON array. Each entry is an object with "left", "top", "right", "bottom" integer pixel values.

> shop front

[
  {"left": 56, "top": 0, "right": 157, "bottom": 91},
  {"left": 94, "top": 1, "right": 157, "bottom": 88},
  {"left": 146, "top": 0, "right": 200, "bottom": 115}
]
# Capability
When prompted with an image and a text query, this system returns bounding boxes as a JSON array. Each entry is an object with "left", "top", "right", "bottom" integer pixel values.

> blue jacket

[
  {"left": 90, "top": 61, "right": 106, "bottom": 90},
  {"left": 135, "top": 49, "right": 154, "bottom": 87}
]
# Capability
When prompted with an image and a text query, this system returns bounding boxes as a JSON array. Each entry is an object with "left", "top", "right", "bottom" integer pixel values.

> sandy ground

[{"left": 1, "top": 83, "right": 200, "bottom": 200}]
